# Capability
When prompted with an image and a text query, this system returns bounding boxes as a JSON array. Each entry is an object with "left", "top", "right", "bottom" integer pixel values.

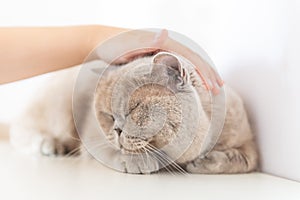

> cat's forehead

[
  {"left": 119, "top": 56, "right": 168, "bottom": 79},
  {"left": 121, "top": 55, "right": 184, "bottom": 77}
]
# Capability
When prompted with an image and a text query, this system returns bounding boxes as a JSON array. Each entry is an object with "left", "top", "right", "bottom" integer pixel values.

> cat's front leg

[
  {"left": 120, "top": 152, "right": 160, "bottom": 174},
  {"left": 10, "top": 126, "right": 79, "bottom": 156},
  {"left": 185, "top": 150, "right": 229, "bottom": 174},
  {"left": 185, "top": 147, "right": 257, "bottom": 174}
]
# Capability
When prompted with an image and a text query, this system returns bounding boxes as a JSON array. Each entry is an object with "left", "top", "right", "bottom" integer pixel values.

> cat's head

[{"left": 94, "top": 52, "right": 201, "bottom": 154}]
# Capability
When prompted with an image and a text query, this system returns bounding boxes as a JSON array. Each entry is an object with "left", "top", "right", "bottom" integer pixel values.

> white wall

[{"left": 0, "top": 0, "right": 299, "bottom": 181}]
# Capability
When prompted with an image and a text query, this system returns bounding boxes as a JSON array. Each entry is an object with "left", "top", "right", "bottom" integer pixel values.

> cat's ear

[{"left": 152, "top": 52, "right": 189, "bottom": 85}]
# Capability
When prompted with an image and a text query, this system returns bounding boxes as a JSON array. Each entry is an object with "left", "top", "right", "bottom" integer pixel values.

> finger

[
  {"left": 210, "top": 79, "right": 220, "bottom": 95},
  {"left": 212, "top": 86, "right": 220, "bottom": 95},
  {"left": 113, "top": 48, "right": 158, "bottom": 64},
  {"left": 194, "top": 66, "right": 211, "bottom": 90},
  {"left": 209, "top": 69, "right": 221, "bottom": 95},
  {"left": 153, "top": 29, "right": 168, "bottom": 48},
  {"left": 212, "top": 69, "right": 224, "bottom": 87},
  {"left": 127, "top": 47, "right": 159, "bottom": 57},
  {"left": 217, "top": 78, "right": 224, "bottom": 87},
  {"left": 113, "top": 57, "right": 129, "bottom": 64}
]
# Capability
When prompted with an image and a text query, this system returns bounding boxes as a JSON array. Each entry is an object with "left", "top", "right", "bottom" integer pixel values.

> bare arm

[
  {"left": 0, "top": 26, "right": 223, "bottom": 93},
  {"left": 0, "top": 25, "right": 127, "bottom": 84}
]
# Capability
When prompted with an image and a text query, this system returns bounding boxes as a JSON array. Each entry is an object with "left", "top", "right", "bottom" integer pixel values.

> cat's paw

[
  {"left": 121, "top": 153, "right": 160, "bottom": 174},
  {"left": 186, "top": 151, "right": 228, "bottom": 174},
  {"left": 40, "top": 137, "right": 69, "bottom": 156}
]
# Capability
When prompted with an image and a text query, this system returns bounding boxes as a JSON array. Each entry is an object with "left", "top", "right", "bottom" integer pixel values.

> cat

[{"left": 10, "top": 52, "right": 258, "bottom": 174}]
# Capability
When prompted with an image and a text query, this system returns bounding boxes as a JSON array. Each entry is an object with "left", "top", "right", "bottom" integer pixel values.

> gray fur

[{"left": 10, "top": 53, "right": 258, "bottom": 174}]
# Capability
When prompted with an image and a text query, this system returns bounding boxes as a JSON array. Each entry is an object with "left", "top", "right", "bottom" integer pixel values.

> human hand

[
  {"left": 96, "top": 29, "right": 223, "bottom": 94},
  {"left": 156, "top": 30, "right": 224, "bottom": 94}
]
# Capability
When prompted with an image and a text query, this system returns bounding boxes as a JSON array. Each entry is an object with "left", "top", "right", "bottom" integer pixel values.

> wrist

[{"left": 87, "top": 25, "right": 129, "bottom": 52}]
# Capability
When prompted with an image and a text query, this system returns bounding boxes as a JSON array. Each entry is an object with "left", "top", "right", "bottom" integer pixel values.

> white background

[{"left": 0, "top": 0, "right": 299, "bottom": 181}]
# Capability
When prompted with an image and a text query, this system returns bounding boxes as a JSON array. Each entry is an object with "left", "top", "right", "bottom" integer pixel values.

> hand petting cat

[
  {"left": 97, "top": 29, "right": 224, "bottom": 94},
  {"left": 0, "top": 26, "right": 223, "bottom": 94}
]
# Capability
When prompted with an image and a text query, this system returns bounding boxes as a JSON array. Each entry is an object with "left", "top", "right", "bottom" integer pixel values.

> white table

[{"left": 0, "top": 141, "right": 299, "bottom": 200}]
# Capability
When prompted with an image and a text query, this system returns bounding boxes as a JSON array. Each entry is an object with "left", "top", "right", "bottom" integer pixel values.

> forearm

[{"left": 0, "top": 25, "right": 127, "bottom": 84}]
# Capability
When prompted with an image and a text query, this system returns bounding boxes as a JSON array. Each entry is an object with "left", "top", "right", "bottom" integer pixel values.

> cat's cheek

[{"left": 106, "top": 131, "right": 121, "bottom": 150}]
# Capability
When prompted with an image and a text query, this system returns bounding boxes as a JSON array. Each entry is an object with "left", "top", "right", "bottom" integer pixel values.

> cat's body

[{"left": 10, "top": 53, "right": 258, "bottom": 174}]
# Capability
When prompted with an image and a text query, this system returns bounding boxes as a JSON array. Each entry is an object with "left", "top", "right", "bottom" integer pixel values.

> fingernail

[
  {"left": 207, "top": 79, "right": 213, "bottom": 90},
  {"left": 212, "top": 87, "right": 220, "bottom": 95},
  {"left": 218, "top": 80, "right": 225, "bottom": 86}
]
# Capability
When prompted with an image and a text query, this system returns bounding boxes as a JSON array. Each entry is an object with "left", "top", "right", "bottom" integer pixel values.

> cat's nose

[{"left": 114, "top": 128, "right": 122, "bottom": 136}]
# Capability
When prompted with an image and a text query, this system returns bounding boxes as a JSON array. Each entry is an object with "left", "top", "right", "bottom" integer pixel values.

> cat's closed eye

[
  {"left": 100, "top": 111, "right": 115, "bottom": 122},
  {"left": 128, "top": 102, "right": 140, "bottom": 114}
]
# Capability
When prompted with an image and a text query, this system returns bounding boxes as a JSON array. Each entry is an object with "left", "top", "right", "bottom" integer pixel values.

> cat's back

[{"left": 214, "top": 85, "right": 254, "bottom": 150}]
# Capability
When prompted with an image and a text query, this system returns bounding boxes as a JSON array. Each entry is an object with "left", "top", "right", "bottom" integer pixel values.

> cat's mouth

[{"left": 119, "top": 135, "right": 150, "bottom": 154}]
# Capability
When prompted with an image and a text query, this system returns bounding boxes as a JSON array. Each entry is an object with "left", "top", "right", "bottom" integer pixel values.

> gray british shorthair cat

[{"left": 10, "top": 52, "right": 258, "bottom": 174}]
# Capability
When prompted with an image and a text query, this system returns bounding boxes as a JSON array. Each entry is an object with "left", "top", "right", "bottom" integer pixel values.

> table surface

[{"left": 0, "top": 141, "right": 299, "bottom": 200}]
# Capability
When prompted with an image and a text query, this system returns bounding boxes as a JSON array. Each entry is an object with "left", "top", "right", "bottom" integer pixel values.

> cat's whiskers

[
  {"left": 55, "top": 146, "right": 82, "bottom": 165},
  {"left": 146, "top": 144, "right": 187, "bottom": 175},
  {"left": 67, "top": 135, "right": 81, "bottom": 142},
  {"left": 82, "top": 139, "right": 108, "bottom": 146},
  {"left": 143, "top": 146, "right": 176, "bottom": 176},
  {"left": 148, "top": 149, "right": 176, "bottom": 175},
  {"left": 82, "top": 141, "right": 111, "bottom": 156},
  {"left": 62, "top": 147, "right": 81, "bottom": 158},
  {"left": 141, "top": 146, "right": 150, "bottom": 171},
  {"left": 81, "top": 134, "right": 117, "bottom": 146},
  {"left": 134, "top": 144, "right": 148, "bottom": 171}
]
